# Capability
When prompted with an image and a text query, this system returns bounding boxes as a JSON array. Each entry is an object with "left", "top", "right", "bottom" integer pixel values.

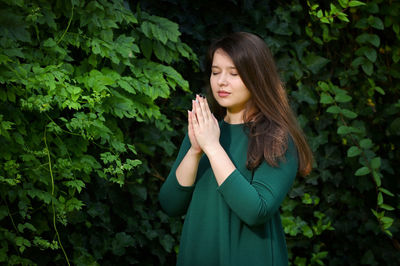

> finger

[
  {"left": 198, "top": 95, "right": 210, "bottom": 121},
  {"left": 194, "top": 97, "right": 205, "bottom": 125},
  {"left": 203, "top": 97, "right": 213, "bottom": 120},
  {"left": 212, "top": 113, "right": 219, "bottom": 126},
  {"left": 191, "top": 108, "right": 199, "bottom": 128},
  {"left": 188, "top": 110, "right": 193, "bottom": 131}
]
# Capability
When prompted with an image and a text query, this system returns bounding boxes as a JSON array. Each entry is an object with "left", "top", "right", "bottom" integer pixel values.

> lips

[{"left": 217, "top": 90, "right": 230, "bottom": 97}]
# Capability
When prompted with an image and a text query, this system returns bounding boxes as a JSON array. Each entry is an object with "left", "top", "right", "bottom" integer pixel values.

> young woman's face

[{"left": 210, "top": 49, "right": 252, "bottom": 114}]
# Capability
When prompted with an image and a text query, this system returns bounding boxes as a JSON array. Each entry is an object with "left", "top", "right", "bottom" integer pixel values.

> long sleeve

[
  {"left": 159, "top": 133, "right": 195, "bottom": 217},
  {"left": 217, "top": 140, "right": 298, "bottom": 226}
]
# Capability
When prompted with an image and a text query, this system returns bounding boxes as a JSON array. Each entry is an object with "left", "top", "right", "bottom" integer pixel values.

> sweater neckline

[{"left": 221, "top": 120, "right": 245, "bottom": 126}]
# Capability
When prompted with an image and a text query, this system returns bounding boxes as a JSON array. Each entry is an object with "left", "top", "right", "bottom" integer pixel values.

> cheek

[{"left": 210, "top": 76, "right": 218, "bottom": 90}]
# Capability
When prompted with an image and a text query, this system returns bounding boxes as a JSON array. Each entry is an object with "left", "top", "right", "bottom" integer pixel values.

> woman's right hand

[{"left": 188, "top": 100, "right": 203, "bottom": 155}]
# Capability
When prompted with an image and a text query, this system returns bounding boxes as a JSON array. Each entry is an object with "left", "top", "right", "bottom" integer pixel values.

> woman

[{"left": 159, "top": 32, "right": 312, "bottom": 266}]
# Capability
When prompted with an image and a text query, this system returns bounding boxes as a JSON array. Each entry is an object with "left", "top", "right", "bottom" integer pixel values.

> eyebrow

[{"left": 211, "top": 66, "right": 237, "bottom": 69}]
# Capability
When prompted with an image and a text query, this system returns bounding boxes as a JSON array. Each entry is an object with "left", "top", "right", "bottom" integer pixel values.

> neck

[{"left": 224, "top": 109, "right": 245, "bottom": 124}]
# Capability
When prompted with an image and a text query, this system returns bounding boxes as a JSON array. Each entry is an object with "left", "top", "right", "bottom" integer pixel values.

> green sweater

[{"left": 159, "top": 121, "right": 298, "bottom": 266}]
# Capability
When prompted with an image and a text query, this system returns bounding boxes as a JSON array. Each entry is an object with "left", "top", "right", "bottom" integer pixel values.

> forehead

[{"left": 212, "top": 49, "right": 235, "bottom": 68}]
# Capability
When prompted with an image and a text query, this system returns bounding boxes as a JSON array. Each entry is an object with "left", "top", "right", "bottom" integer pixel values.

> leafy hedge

[
  {"left": 0, "top": 0, "right": 196, "bottom": 264},
  {"left": 0, "top": 0, "right": 399, "bottom": 265},
  {"left": 140, "top": 0, "right": 400, "bottom": 265}
]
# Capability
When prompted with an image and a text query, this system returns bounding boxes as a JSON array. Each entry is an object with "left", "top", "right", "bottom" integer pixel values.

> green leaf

[
  {"left": 303, "top": 53, "right": 330, "bottom": 74},
  {"left": 337, "top": 12, "right": 350, "bottom": 23},
  {"left": 64, "top": 180, "right": 86, "bottom": 193},
  {"left": 361, "top": 61, "right": 373, "bottom": 75},
  {"left": 367, "top": 16, "right": 384, "bottom": 30},
  {"left": 140, "top": 21, "right": 152, "bottom": 39},
  {"left": 320, "top": 92, "right": 334, "bottom": 104},
  {"left": 374, "top": 86, "right": 385, "bottom": 95},
  {"left": 351, "top": 56, "right": 365, "bottom": 67},
  {"left": 341, "top": 109, "right": 358, "bottom": 119},
  {"left": 356, "top": 33, "right": 380, "bottom": 47},
  {"left": 377, "top": 192, "right": 383, "bottom": 205},
  {"left": 337, "top": 126, "right": 350, "bottom": 135},
  {"left": 355, "top": 166, "right": 370, "bottom": 176},
  {"left": 380, "top": 204, "right": 395, "bottom": 211},
  {"left": 301, "top": 224, "right": 314, "bottom": 238},
  {"left": 65, "top": 198, "right": 85, "bottom": 211},
  {"left": 347, "top": 146, "right": 361, "bottom": 157},
  {"left": 160, "top": 234, "right": 175, "bottom": 252},
  {"left": 381, "top": 216, "right": 394, "bottom": 229},
  {"left": 112, "top": 232, "right": 134, "bottom": 256},
  {"left": 337, "top": 126, "right": 360, "bottom": 135},
  {"left": 359, "top": 138, "right": 372, "bottom": 149},
  {"left": 379, "top": 188, "right": 394, "bottom": 197},
  {"left": 349, "top": 1, "right": 366, "bottom": 7},
  {"left": 335, "top": 93, "right": 352, "bottom": 103},
  {"left": 338, "top": 0, "right": 349, "bottom": 8},
  {"left": 140, "top": 38, "right": 153, "bottom": 59},
  {"left": 370, "top": 157, "right": 381, "bottom": 169},
  {"left": 363, "top": 47, "right": 377, "bottom": 62},
  {"left": 43, "top": 38, "right": 57, "bottom": 48},
  {"left": 372, "top": 171, "right": 381, "bottom": 186},
  {"left": 326, "top": 105, "right": 341, "bottom": 114}
]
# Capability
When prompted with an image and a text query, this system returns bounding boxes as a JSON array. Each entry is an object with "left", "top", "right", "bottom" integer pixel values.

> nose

[{"left": 217, "top": 73, "right": 228, "bottom": 86}]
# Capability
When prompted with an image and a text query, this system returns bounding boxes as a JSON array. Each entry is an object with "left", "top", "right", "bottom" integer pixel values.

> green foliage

[
  {"left": 1, "top": 0, "right": 399, "bottom": 265},
  {"left": 0, "top": 0, "right": 196, "bottom": 264},
  {"left": 139, "top": 0, "right": 400, "bottom": 265}
]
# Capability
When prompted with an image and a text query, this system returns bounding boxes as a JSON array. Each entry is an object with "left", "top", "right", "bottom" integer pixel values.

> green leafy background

[{"left": 0, "top": 0, "right": 399, "bottom": 265}]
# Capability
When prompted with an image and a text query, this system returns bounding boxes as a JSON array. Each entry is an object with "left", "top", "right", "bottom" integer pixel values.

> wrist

[
  {"left": 203, "top": 143, "right": 223, "bottom": 157},
  {"left": 188, "top": 147, "right": 203, "bottom": 158}
]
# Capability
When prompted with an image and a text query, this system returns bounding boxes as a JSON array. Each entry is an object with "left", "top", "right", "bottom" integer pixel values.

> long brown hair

[{"left": 206, "top": 32, "right": 312, "bottom": 177}]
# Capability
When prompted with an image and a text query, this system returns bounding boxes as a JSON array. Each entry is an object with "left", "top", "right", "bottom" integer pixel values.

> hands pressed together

[{"left": 188, "top": 94, "right": 221, "bottom": 156}]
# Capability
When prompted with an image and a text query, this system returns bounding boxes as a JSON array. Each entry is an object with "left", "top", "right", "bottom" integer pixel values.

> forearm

[
  {"left": 176, "top": 147, "right": 202, "bottom": 186},
  {"left": 204, "top": 144, "right": 236, "bottom": 186}
]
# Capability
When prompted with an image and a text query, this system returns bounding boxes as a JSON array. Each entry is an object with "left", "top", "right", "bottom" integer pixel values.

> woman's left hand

[{"left": 191, "top": 95, "right": 221, "bottom": 155}]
